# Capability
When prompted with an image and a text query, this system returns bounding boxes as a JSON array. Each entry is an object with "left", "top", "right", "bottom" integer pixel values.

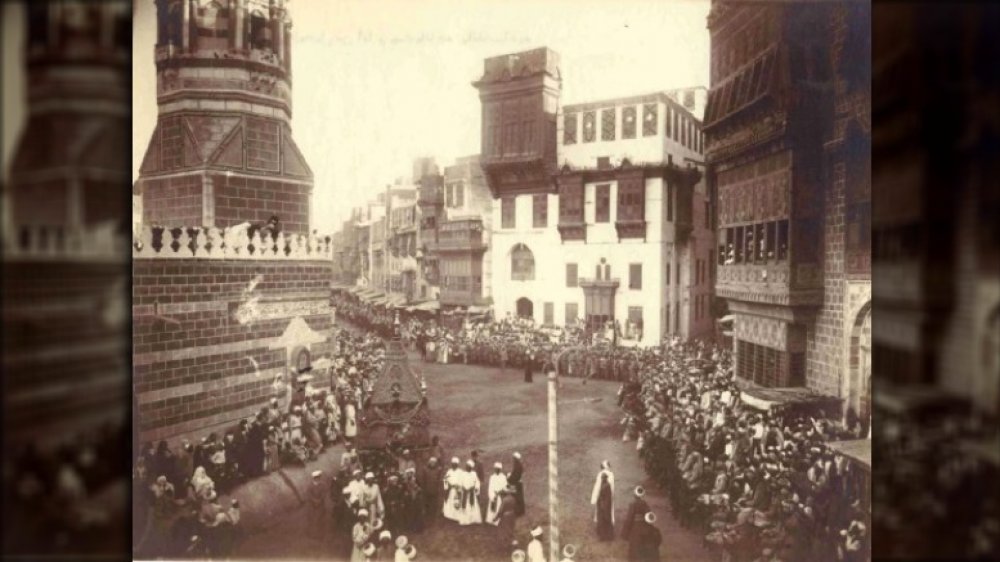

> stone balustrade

[
  {"left": 132, "top": 225, "right": 332, "bottom": 261},
  {"left": 3, "top": 225, "right": 127, "bottom": 262}
]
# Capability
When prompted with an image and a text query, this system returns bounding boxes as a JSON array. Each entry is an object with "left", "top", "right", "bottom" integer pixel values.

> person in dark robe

[
  {"left": 524, "top": 351, "right": 534, "bottom": 383},
  {"left": 508, "top": 452, "right": 525, "bottom": 516},
  {"left": 496, "top": 487, "right": 518, "bottom": 552},
  {"left": 246, "top": 414, "right": 267, "bottom": 477},
  {"left": 402, "top": 469, "right": 423, "bottom": 534},
  {"left": 471, "top": 449, "right": 486, "bottom": 517},
  {"left": 429, "top": 436, "right": 446, "bottom": 465},
  {"left": 630, "top": 511, "right": 662, "bottom": 562},
  {"left": 307, "top": 470, "right": 326, "bottom": 540},
  {"left": 595, "top": 473, "right": 615, "bottom": 541},
  {"left": 620, "top": 485, "right": 650, "bottom": 541},
  {"left": 383, "top": 474, "right": 404, "bottom": 535},
  {"left": 419, "top": 457, "right": 442, "bottom": 527},
  {"left": 234, "top": 421, "right": 249, "bottom": 481}
]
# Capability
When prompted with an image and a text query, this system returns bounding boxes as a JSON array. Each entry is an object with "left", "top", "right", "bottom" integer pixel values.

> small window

[
  {"left": 629, "top": 263, "right": 642, "bottom": 290},
  {"left": 544, "top": 302, "right": 554, "bottom": 325},
  {"left": 777, "top": 220, "right": 789, "bottom": 260},
  {"left": 566, "top": 263, "right": 578, "bottom": 288},
  {"left": 502, "top": 197, "right": 516, "bottom": 229},
  {"left": 595, "top": 184, "right": 611, "bottom": 223},
  {"left": 665, "top": 303, "right": 671, "bottom": 334},
  {"left": 565, "top": 303, "right": 579, "bottom": 326},
  {"left": 755, "top": 223, "right": 766, "bottom": 261},
  {"left": 622, "top": 106, "right": 637, "bottom": 139},
  {"left": 533, "top": 195, "right": 548, "bottom": 228},
  {"left": 583, "top": 111, "right": 596, "bottom": 143},
  {"left": 666, "top": 263, "right": 671, "bottom": 285},
  {"left": 249, "top": 11, "right": 270, "bottom": 50},
  {"left": 456, "top": 183, "right": 465, "bottom": 207},
  {"left": 626, "top": 307, "right": 644, "bottom": 340},
  {"left": 735, "top": 227, "right": 745, "bottom": 263},
  {"left": 666, "top": 182, "right": 674, "bottom": 221},
  {"left": 597, "top": 156, "right": 612, "bottom": 170},
  {"left": 563, "top": 113, "right": 577, "bottom": 144},
  {"left": 601, "top": 108, "right": 616, "bottom": 141},
  {"left": 642, "top": 104, "right": 658, "bottom": 136},
  {"left": 511, "top": 243, "right": 535, "bottom": 281}
]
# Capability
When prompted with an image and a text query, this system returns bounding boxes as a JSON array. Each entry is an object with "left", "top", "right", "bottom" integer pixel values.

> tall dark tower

[
  {"left": 136, "top": 0, "right": 313, "bottom": 235},
  {"left": 472, "top": 47, "right": 561, "bottom": 196},
  {"left": 6, "top": 1, "right": 130, "bottom": 236},
  {"left": 3, "top": 2, "right": 131, "bottom": 555}
]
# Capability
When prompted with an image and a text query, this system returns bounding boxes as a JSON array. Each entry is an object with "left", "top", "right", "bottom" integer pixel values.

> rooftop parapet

[{"left": 132, "top": 225, "right": 332, "bottom": 261}]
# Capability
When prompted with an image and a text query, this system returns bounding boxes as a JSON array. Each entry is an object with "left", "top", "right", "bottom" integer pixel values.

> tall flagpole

[{"left": 547, "top": 366, "right": 559, "bottom": 562}]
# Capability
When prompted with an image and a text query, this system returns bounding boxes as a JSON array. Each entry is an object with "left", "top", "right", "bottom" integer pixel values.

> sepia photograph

[
  {"left": 127, "top": 0, "right": 873, "bottom": 560},
  {"left": 6, "top": 1, "right": 1000, "bottom": 561}
]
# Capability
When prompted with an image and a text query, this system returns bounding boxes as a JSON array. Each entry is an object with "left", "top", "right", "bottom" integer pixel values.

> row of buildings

[
  {"left": 330, "top": 153, "right": 495, "bottom": 311},
  {"left": 334, "top": 0, "right": 877, "bottom": 428},
  {"left": 331, "top": 53, "right": 714, "bottom": 347}
]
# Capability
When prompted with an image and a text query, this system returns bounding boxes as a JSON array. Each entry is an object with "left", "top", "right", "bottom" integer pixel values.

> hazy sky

[{"left": 132, "top": 0, "right": 711, "bottom": 229}]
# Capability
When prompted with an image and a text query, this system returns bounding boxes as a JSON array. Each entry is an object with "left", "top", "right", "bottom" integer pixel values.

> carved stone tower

[
  {"left": 6, "top": 1, "right": 130, "bottom": 240},
  {"left": 136, "top": 0, "right": 313, "bottom": 235}
]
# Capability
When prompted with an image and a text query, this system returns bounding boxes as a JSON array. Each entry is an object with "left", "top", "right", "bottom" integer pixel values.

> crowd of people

[
  {"left": 4, "top": 421, "right": 128, "bottom": 555},
  {"left": 131, "top": 289, "right": 883, "bottom": 561},
  {"left": 132, "top": 329, "right": 389, "bottom": 559},
  {"left": 618, "top": 339, "right": 871, "bottom": 562},
  {"left": 335, "top": 289, "right": 881, "bottom": 562},
  {"left": 872, "top": 406, "right": 998, "bottom": 559},
  {"left": 334, "top": 291, "right": 647, "bottom": 384}
]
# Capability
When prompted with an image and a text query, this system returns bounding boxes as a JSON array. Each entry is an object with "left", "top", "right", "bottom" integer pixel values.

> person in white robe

[
  {"left": 460, "top": 460, "right": 483, "bottom": 525},
  {"left": 486, "top": 462, "right": 508, "bottom": 525},
  {"left": 442, "top": 458, "right": 463, "bottom": 522},
  {"left": 343, "top": 469, "right": 365, "bottom": 511},
  {"left": 527, "top": 526, "right": 545, "bottom": 562},
  {"left": 359, "top": 472, "right": 384, "bottom": 525},
  {"left": 344, "top": 402, "right": 358, "bottom": 439},
  {"left": 589, "top": 460, "right": 615, "bottom": 525}
]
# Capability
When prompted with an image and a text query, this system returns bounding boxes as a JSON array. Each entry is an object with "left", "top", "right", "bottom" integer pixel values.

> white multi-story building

[{"left": 474, "top": 48, "right": 713, "bottom": 345}]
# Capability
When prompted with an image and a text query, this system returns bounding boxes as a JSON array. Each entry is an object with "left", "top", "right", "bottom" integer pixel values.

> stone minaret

[
  {"left": 136, "top": 0, "right": 313, "bottom": 235},
  {"left": 5, "top": 1, "right": 130, "bottom": 243}
]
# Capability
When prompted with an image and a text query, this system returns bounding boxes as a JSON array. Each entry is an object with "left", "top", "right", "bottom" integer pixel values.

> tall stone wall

[
  {"left": 133, "top": 254, "right": 333, "bottom": 445},
  {"left": 805, "top": 2, "right": 871, "bottom": 406}
]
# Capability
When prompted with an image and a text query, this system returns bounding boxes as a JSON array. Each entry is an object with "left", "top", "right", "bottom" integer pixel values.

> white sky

[{"left": 132, "top": 0, "right": 710, "bottom": 229}]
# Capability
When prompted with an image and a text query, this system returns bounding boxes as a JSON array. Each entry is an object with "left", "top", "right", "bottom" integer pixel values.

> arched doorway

[
  {"left": 848, "top": 301, "right": 872, "bottom": 436},
  {"left": 516, "top": 297, "right": 534, "bottom": 319}
]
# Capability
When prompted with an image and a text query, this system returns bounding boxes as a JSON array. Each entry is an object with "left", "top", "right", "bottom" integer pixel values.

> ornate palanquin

[{"left": 358, "top": 334, "right": 431, "bottom": 450}]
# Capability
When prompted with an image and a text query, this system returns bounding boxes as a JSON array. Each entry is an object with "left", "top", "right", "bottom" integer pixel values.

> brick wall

[
  {"left": 3, "top": 261, "right": 127, "bottom": 446},
  {"left": 139, "top": 172, "right": 310, "bottom": 234},
  {"left": 211, "top": 172, "right": 310, "bottom": 235},
  {"left": 806, "top": 160, "right": 846, "bottom": 398},
  {"left": 142, "top": 175, "right": 204, "bottom": 227},
  {"left": 246, "top": 117, "right": 281, "bottom": 172},
  {"left": 133, "top": 257, "right": 333, "bottom": 444},
  {"left": 805, "top": 3, "right": 870, "bottom": 401}
]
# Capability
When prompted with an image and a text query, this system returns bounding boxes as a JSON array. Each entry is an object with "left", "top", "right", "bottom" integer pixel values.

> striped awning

[{"left": 409, "top": 300, "right": 440, "bottom": 312}]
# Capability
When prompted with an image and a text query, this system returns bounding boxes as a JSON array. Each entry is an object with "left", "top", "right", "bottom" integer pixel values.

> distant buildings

[
  {"left": 437, "top": 156, "right": 493, "bottom": 308},
  {"left": 473, "top": 48, "right": 712, "bottom": 345},
  {"left": 332, "top": 156, "right": 495, "bottom": 310}
]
